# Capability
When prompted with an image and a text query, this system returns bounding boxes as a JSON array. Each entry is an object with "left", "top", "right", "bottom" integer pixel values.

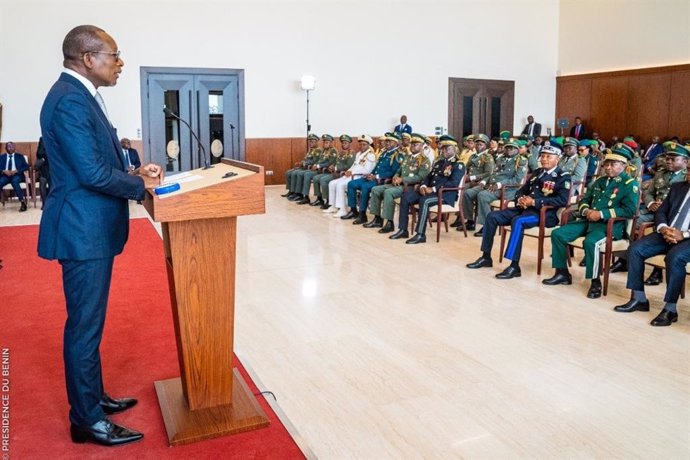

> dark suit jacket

[
  {"left": 0, "top": 152, "right": 29, "bottom": 177},
  {"left": 655, "top": 181, "right": 690, "bottom": 228},
  {"left": 124, "top": 148, "right": 141, "bottom": 169},
  {"left": 394, "top": 124, "right": 412, "bottom": 134},
  {"left": 569, "top": 124, "right": 586, "bottom": 139},
  {"left": 38, "top": 72, "right": 145, "bottom": 261},
  {"left": 424, "top": 158, "right": 465, "bottom": 203},
  {"left": 521, "top": 122, "right": 542, "bottom": 138}
]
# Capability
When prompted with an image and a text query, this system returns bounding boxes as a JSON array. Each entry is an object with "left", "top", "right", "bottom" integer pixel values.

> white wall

[
  {"left": 558, "top": 0, "right": 690, "bottom": 75},
  {"left": 1, "top": 0, "right": 559, "bottom": 142}
]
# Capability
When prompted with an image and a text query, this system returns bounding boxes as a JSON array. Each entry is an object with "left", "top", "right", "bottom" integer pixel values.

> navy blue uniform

[{"left": 347, "top": 148, "right": 402, "bottom": 211}]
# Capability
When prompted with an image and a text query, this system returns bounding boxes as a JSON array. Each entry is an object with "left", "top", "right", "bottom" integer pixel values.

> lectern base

[{"left": 155, "top": 369, "right": 270, "bottom": 446}]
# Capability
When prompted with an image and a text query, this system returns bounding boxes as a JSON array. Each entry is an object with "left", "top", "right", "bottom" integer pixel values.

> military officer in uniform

[
  {"left": 283, "top": 133, "right": 321, "bottom": 200},
  {"left": 527, "top": 136, "right": 544, "bottom": 173},
  {"left": 390, "top": 136, "right": 465, "bottom": 244},
  {"left": 558, "top": 137, "right": 587, "bottom": 185},
  {"left": 462, "top": 137, "right": 528, "bottom": 236},
  {"left": 315, "top": 135, "right": 354, "bottom": 210},
  {"left": 342, "top": 132, "right": 403, "bottom": 224},
  {"left": 296, "top": 134, "right": 338, "bottom": 205},
  {"left": 364, "top": 133, "right": 431, "bottom": 233},
  {"left": 467, "top": 143, "right": 572, "bottom": 278},
  {"left": 422, "top": 136, "right": 437, "bottom": 165},
  {"left": 327, "top": 135, "right": 377, "bottom": 217},
  {"left": 458, "top": 135, "right": 476, "bottom": 166},
  {"left": 452, "top": 134, "right": 495, "bottom": 229},
  {"left": 543, "top": 143, "right": 639, "bottom": 298},
  {"left": 610, "top": 142, "right": 689, "bottom": 281}
]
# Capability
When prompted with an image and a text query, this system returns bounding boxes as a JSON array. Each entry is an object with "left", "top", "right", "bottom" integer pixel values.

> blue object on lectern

[{"left": 154, "top": 182, "right": 181, "bottom": 195}]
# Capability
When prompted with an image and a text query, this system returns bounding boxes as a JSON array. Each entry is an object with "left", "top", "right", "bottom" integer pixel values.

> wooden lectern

[{"left": 143, "top": 158, "right": 269, "bottom": 446}]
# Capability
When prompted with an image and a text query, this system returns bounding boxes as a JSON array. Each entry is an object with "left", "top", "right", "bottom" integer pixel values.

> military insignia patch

[
  {"left": 565, "top": 181, "right": 571, "bottom": 190},
  {"left": 633, "top": 185, "right": 639, "bottom": 193}
]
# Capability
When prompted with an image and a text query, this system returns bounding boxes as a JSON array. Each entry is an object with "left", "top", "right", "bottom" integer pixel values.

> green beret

[
  {"left": 563, "top": 137, "right": 580, "bottom": 147},
  {"left": 475, "top": 133, "right": 490, "bottom": 144},
  {"left": 339, "top": 134, "right": 352, "bottom": 142},
  {"left": 663, "top": 141, "right": 690, "bottom": 158},
  {"left": 579, "top": 139, "right": 595, "bottom": 148},
  {"left": 606, "top": 143, "right": 634, "bottom": 162},
  {"left": 499, "top": 130, "right": 511, "bottom": 140},
  {"left": 321, "top": 134, "right": 334, "bottom": 141},
  {"left": 307, "top": 133, "right": 319, "bottom": 141}
]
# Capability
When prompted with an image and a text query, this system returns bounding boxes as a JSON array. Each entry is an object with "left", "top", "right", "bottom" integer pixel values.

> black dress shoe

[
  {"left": 542, "top": 272, "right": 572, "bottom": 285},
  {"left": 100, "top": 394, "right": 138, "bottom": 415},
  {"left": 613, "top": 299, "right": 650, "bottom": 313},
  {"left": 496, "top": 266, "right": 521, "bottom": 279},
  {"left": 644, "top": 268, "right": 663, "bottom": 286},
  {"left": 363, "top": 216, "right": 384, "bottom": 228},
  {"left": 450, "top": 219, "right": 461, "bottom": 228},
  {"left": 341, "top": 210, "right": 358, "bottom": 219},
  {"left": 288, "top": 193, "right": 302, "bottom": 201},
  {"left": 587, "top": 280, "right": 602, "bottom": 299},
  {"left": 320, "top": 203, "right": 330, "bottom": 210},
  {"left": 610, "top": 258, "right": 628, "bottom": 273},
  {"left": 465, "top": 221, "right": 476, "bottom": 231},
  {"left": 296, "top": 197, "right": 310, "bottom": 205},
  {"left": 466, "top": 256, "right": 493, "bottom": 269},
  {"left": 473, "top": 228, "right": 483, "bottom": 237},
  {"left": 389, "top": 229, "right": 409, "bottom": 240},
  {"left": 19, "top": 201, "right": 28, "bottom": 212},
  {"left": 309, "top": 198, "right": 324, "bottom": 207},
  {"left": 353, "top": 212, "right": 368, "bottom": 225},
  {"left": 650, "top": 309, "right": 678, "bottom": 326},
  {"left": 378, "top": 221, "right": 395, "bottom": 234},
  {"left": 281, "top": 191, "right": 291, "bottom": 197},
  {"left": 405, "top": 234, "right": 426, "bottom": 244},
  {"left": 71, "top": 418, "right": 143, "bottom": 446}
]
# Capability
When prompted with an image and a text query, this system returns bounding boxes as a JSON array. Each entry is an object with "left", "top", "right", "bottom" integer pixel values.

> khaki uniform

[
  {"left": 300, "top": 147, "right": 337, "bottom": 196},
  {"left": 286, "top": 147, "right": 321, "bottom": 193},
  {"left": 369, "top": 152, "right": 431, "bottom": 220},
  {"left": 639, "top": 168, "right": 687, "bottom": 224},
  {"left": 314, "top": 150, "right": 354, "bottom": 200}
]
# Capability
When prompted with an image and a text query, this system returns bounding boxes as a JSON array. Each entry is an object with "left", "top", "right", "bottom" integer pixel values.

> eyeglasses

[{"left": 85, "top": 50, "right": 121, "bottom": 60}]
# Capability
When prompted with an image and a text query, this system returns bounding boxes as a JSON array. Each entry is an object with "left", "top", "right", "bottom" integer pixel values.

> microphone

[
  {"left": 229, "top": 123, "right": 235, "bottom": 129},
  {"left": 163, "top": 106, "right": 212, "bottom": 169}
]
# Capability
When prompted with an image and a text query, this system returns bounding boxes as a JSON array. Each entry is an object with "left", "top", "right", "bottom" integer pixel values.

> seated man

[
  {"left": 558, "top": 137, "right": 587, "bottom": 185},
  {"left": 314, "top": 135, "right": 354, "bottom": 210},
  {"left": 326, "top": 135, "right": 376, "bottom": 217},
  {"left": 467, "top": 143, "right": 571, "bottom": 279},
  {"left": 0, "top": 142, "right": 29, "bottom": 212},
  {"left": 364, "top": 133, "right": 431, "bottom": 233},
  {"left": 119, "top": 138, "right": 141, "bottom": 172},
  {"left": 341, "top": 132, "right": 402, "bottom": 224},
  {"left": 296, "top": 134, "right": 337, "bottom": 205},
  {"left": 283, "top": 133, "right": 321, "bottom": 200},
  {"left": 389, "top": 136, "right": 465, "bottom": 244},
  {"left": 613, "top": 145, "right": 690, "bottom": 326},
  {"left": 462, "top": 137, "right": 528, "bottom": 236},
  {"left": 452, "top": 134, "right": 494, "bottom": 228},
  {"left": 543, "top": 143, "right": 639, "bottom": 298}
]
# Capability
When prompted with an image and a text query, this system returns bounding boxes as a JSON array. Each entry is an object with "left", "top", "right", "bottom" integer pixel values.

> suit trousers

[
  {"left": 0, "top": 174, "right": 25, "bottom": 200},
  {"left": 60, "top": 257, "right": 114, "bottom": 426},
  {"left": 627, "top": 232, "right": 690, "bottom": 303}
]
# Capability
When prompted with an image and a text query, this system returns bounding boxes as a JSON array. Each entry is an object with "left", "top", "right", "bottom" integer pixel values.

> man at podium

[{"left": 38, "top": 25, "right": 163, "bottom": 447}]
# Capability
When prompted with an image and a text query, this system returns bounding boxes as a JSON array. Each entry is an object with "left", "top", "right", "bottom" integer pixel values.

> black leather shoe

[
  {"left": 19, "top": 201, "right": 28, "bottom": 212},
  {"left": 389, "top": 229, "right": 409, "bottom": 240},
  {"left": 309, "top": 198, "right": 324, "bottom": 207},
  {"left": 100, "top": 394, "right": 138, "bottom": 415},
  {"left": 473, "top": 228, "right": 483, "bottom": 237},
  {"left": 610, "top": 258, "right": 628, "bottom": 273},
  {"left": 466, "top": 256, "right": 493, "bottom": 269},
  {"left": 70, "top": 418, "right": 143, "bottom": 446},
  {"left": 650, "top": 309, "right": 678, "bottom": 326},
  {"left": 405, "top": 234, "right": 426, "bottom": 244},
  {"left": 288, "top": 193, "right": 302, "bottom": 201},
  {"left": 465, "top": 221, "right": 476, "bottom": 231},
  {"left": 353, "top": 212, "right": 368, "bottom": 225},
  {"left": 341, "top": 210, "right": 357, "bottom": 220},
  {"left": 450, "top": 219, "right": 461, "bottom": 228},
  {"left": 296, "top": 197, "right": 310, "bottom": 205},
  {"left": 578, "top": 258, "right": 586, "bottom": 267},
  {"left": 587, "top": 280, "right": 602, "bottom": 299},
  {"left": 542, "top": 272, "right": 572, "bottom": 285},
  {"left": 613, "top": 299, "right": 650, "bottom": 313},
  {"left": 378, "top": 221, "right": 395, "bottom": 234},
  {"left": 496, "top": 266, "right": 521, "bottom": 279},
  {"left": 644, "top": 268, "right": 663, "bottom": 286},
  {"left": 363, "top": 216, "right": 384, "bottom": 228},
  {"left": 320, "top": 203, "right": 330, "bottom": 210},
  {"left": 281, "top": 191, "right": 291, "bottom": 197}
]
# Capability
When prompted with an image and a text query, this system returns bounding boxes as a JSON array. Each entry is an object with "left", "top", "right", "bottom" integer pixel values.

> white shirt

[
  {"left": 348, "top": 149, "right": 376, "bottom": 176},
  {"left": 63, "top": 68, "right": 97, "bottom": 97}
]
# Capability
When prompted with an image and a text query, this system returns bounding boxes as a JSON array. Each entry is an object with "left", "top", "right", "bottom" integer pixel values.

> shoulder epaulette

[
  {"left": 560, "top": 171, "right": 571, "bottom": 176},
  {"left": 625, "top": 178, "right": 635, "bottom": 184}
]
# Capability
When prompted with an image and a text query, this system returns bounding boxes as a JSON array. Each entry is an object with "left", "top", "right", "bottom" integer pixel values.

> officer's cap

[
  {"left": 499, "top": 130, "right": 511, "bottom": 140},
  {"left": 410, "top": 133, "right": 426, "bottom": 144},
  {"left": 339, "top": 134, "right": 352, "bottom": 143},
  {"left": 475, "top": 133, "right": 490, "bottom": 144},
  {"left": 541, "top": 144, "right": 562, "bottom": 156},
  {"left": 307, "top": 133, "right": 319, "bottom": 141},
  {"left": 321, "top": 134, "right": 334, "bottom": 141},
  {"left": 663, "top": 141, "right": 690, "bottom": 158},
  {"left": 438, "top": 135, "right": 459, "bottom": 148},
  {"left": 384, "top": 132, "right": 401, "bottom": 142},
  {"left": 605, "top": 143, "right": 634, "bottom": 162},
  {"left": 504, "top": 137, "right": 520, "bottom": 149},
  {"left": 358, "top": 135, "right": 373, "bottom": 145},
  {"left": 563, "top": 137, "right": 580, "bottom": 148},
  {"left": 401, "top": 132, "right": 412, "bottom": 140}
]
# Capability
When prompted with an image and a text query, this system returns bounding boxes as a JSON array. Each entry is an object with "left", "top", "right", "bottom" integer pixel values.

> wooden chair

[
  {"left": 412, "top": 174, "right": 468, "bottom": 241},
  {"left": 498, "top": 180, "right": 581, "bottom": 275}
]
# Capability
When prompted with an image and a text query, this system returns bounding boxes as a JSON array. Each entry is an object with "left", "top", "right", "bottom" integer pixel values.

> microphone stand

[
  {"left": 229, "top": 123, "right": 236, "bottom": 159},
  {"left": 163, "top": 107, "right": 212, "bottom": 170}
]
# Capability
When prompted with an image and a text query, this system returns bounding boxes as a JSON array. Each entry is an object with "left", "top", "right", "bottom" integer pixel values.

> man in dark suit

[
  {"left": 393, "top": 115, "right": 413, "bottom": 135},
  {"left": 0, "top": 142, "right": 30, "bottom": 211},
  {"left": 569, "top": 116, "right": 586, "bottom": 139},
  {"left": 520, "top": 115, "right": 542, "bottom": 138},
  {"left": 641, "top": 135, "right": 664, "bottom": 180},
  {"left": 39, "top": 25, "right": 163, "bottom": 446},
  {"left": 614, "top": 142, "right": 690, "bottom": 326},
  {"left": 119, "top": 138, "right": 141, "bottom": 171}
]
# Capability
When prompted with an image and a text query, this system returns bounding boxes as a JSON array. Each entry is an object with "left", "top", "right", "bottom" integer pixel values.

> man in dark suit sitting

[
  {"left": 520, "top": 115, "right": 542, "bottom": 138},
  {"left": 119, "top": 138, "right": 141, "bottom": 172},
  {"left": 614, "top": 142, "right": 690, "bottom": 326},
  {"left": 39, "top": 25, "right": 163, "bottom": 446},
  {"left": 0, "top": 142, "right": 30, "bottom": 211}
]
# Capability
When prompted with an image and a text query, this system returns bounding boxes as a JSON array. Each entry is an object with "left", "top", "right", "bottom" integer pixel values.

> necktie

[
  {"left": 94, "top": 91, "right": 112, "bottom": 125},
  {"left": 529, "top": 124, "right": 534, "bottom": 136},
  {"left": 124, "top": 149, "right": 131, "bottom": 167},
  {"left": 575, "top": 125, "right": 581, "bottom": 137},
  {"left": 8, "top": 154, "right": 15, "bottom": 171},
  {"left": 671, "top": 191, "right": 690, "bottom": 230}
]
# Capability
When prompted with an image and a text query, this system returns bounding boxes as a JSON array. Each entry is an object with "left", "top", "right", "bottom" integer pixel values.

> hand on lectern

[{"left": 137, "top": 163, "right": 164, "bottom": 187}]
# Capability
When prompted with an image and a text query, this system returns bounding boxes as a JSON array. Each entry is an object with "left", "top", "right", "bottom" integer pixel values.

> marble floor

[{"left": 2, "top": 188, "right": 689, "bottom": 459}]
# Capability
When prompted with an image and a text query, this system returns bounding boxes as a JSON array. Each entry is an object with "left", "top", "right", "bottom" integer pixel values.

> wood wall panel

[
  {"left": 668, "top": 71, "right": 690, "bottom": 137},
  {"left": 245, "top": 138, "right": 293, "bottom": 186},
  {"left": 590, "top": 77, "right": 629, "bottom": 140},
  {"left": 556, "top": 64, "right": 690, "bottom": 143}
]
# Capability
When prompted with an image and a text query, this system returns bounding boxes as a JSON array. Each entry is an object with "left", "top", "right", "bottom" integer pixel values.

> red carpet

[{"left": 0, "top": 219, "right": 305, "bottom": 459}]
